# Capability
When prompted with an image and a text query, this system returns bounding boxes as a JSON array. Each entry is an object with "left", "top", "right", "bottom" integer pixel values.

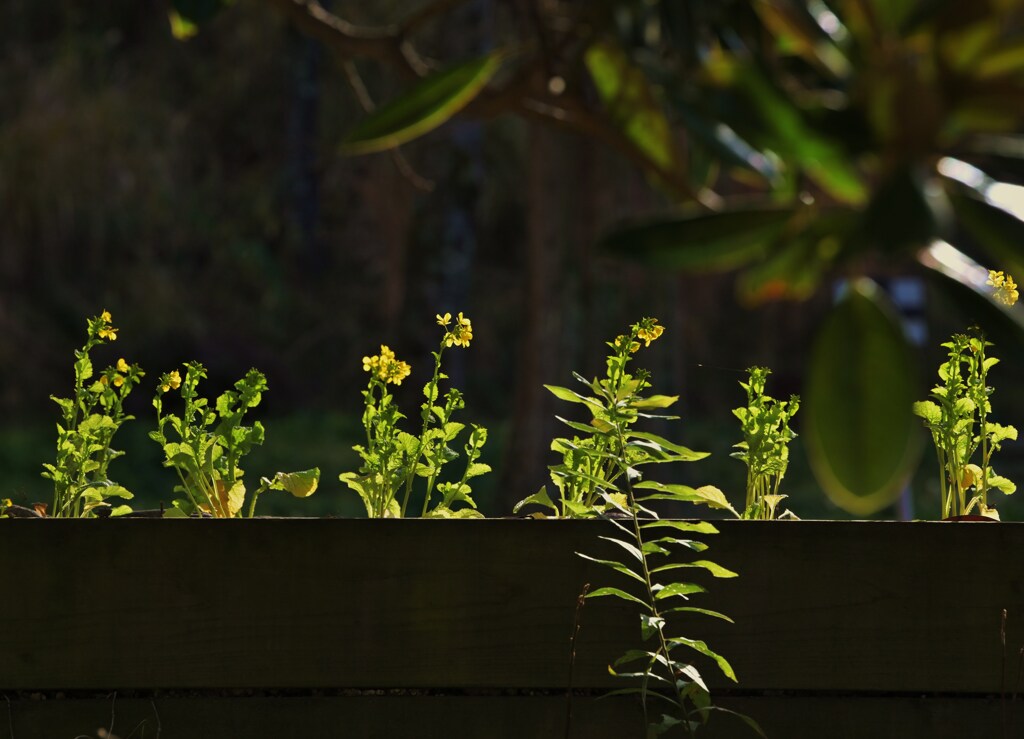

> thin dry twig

[{"left": 565, "top": 582, "right": 590, "bottom": 739}]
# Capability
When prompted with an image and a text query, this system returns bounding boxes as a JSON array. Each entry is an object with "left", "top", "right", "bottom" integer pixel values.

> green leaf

[
  {"left": 652, "top": 560, "right": 738, "bottom": 578},
  {"left": 513, "top": 486, "right": 558, "bottom": 515},
  {"left": 545, "top": 384, "right": 596, "bottom": 405},
  {"left": 804, "top": 279, "right": 922, "bottom": 514},
  {"left": 341, "top": 52, "right": 504, "bottom": 155},
  {"left": 602, "top": 206, "right": 796, "bottom": 272},
  {"left": 584, "top": 39, "right": 682, "bottom": 181},
  {"left": 269, "top": 468, "right": 320, "bottom": 498},
  {"left": 668, "top": 637, "right": 737, "bottom": 682},
  {"left": 629, "top": 431, "right": 709, "bottom": 460},
  {"left": 643, "top": 520, "right": 719, "bottom": 535},
  {"left": 716, "top": 60, "right": 867, "bottom": 203},
  {"left": 586, "top": 586, "right": 651, "bottom": 610},
  {"left": 631, "top": 394, "right": 679, "bottom": 410},
  {"left": 654, "top": 582, "right": 706, "bottom": 600},
  {"left": 577, "top": 553, "right": 646, "bottom": 584}
]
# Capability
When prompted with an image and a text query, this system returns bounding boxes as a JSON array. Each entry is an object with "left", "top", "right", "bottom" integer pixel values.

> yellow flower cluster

[
  {"left": 987, "top": 270, "right": 1019, "bottom": 307},
  {"left": 97, "top": 310, "right": 118, "bottom": 341},
  {"left": 362, "top": 345, "right": 412, "bottom": 386},
  {"left": 636, "top": 319, "right": 665, "bottom": 347},
  {"left": 437, "top": 312, "right": 473, "bottom": 348},
  {"left": 160, "top": 370, "right": 182, "bottom": 393}
]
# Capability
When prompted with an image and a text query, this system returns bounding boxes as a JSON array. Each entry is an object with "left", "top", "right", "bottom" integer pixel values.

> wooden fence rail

[{"left": 3, "top": 519, "right": 1023, "bottom": 737}]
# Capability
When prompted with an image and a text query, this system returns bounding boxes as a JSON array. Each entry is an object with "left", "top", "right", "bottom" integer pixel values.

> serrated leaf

[{"left": 341, "top": 52, "right": 504, "bottom": 155}]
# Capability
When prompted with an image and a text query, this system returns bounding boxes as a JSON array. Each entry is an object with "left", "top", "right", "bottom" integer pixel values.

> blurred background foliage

[{"left": 3, "top": 0, "right": 1024, "bottom": 519}]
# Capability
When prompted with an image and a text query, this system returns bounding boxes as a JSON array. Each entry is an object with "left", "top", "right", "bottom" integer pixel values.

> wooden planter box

[{"left": 3, "top": 519, "right": 1023, "bottom": 737}]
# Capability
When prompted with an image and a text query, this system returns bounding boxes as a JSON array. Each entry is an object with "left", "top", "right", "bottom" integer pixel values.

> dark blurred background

[{"left": 3, "top": 0, "right": 1024, "bottom": 519}]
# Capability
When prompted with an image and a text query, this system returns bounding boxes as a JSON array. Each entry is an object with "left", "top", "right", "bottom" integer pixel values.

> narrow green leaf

[
  {"left": 586, "top": 586, "right": 651, "bottom": 610},
  {"left": 668, "top": 637, "right": 737, "bottom": 682},
  {"left": 341, "top": 52, "right": 503, "bottom": 155},
  {"left": 652, "top": 560, "right": 738, "bottom": 578},
  {"left": 577, "top": 553, "right": 646, "bottom": 584}
]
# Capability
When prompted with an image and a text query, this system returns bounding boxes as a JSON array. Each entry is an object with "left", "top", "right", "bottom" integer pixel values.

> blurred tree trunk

[
  {"left": 500, "top": 123, "right": 563, "bottom": 506},
  {"left": 286, "top": 8, "right": 325, "bottom": 272}
]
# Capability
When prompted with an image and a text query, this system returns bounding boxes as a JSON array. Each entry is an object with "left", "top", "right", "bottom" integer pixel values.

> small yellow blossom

[
  {"left": 636, "top": 319, "right": 665, "bottom": 347},
  {"left": 99, "top": 375, "right": 109, "bottom": 386},
  {"left": 443, "top": 312, "right": 473, "bottom": 348},
  {"left": 614, "top": 335, "right": 640, "bottom": 354},
  {"left": 436, "top": 312, "right": 452, "bottom": 327},
  {"left": 113, "top": 375, "right": 125, "bottom": 388},
  {"left": 161, "top": 370, "right": 182, "bottom": 393},
  {"left": 117, "top": 358, "right": 129, "bottom": 373},
  {"left": 97, "top": 310, "right": 118, "bottom": 341},
  {"left": 987, "top": 270, "right": 1019, "bottom": 306},
  {"left": 363, "top": 345, "right": 412, "bottom": 385}
]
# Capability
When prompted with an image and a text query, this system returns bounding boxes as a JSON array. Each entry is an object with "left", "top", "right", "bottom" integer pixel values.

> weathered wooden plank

[
  {"left": 2, "top": 519, "right": 1023, "bottom": 693},
  {"left": 2, "top": 694, "right": 1019, "bottom": 739}
]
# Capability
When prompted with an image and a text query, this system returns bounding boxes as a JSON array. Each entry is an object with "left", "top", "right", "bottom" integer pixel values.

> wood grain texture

[
  {"left": 2, "top": 519, "right": 1023, "bottom": 695},
  {"left": 1, "top": 695, "right": 1019, "bottom": 739}
]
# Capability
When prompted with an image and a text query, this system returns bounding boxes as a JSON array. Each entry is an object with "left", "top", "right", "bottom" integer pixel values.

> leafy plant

[
  {"left": 525, "top": 319, "right": 757, "bottom": 736},
  {"left": 340, "top": 312, "right": 489, "bottom": 518},
  {"left": 515, "top": 318, "right": 736, "bottom": 519},
  {"left": 731, "top": 367, "right": 799, "bottom": 520},
  {"left": 42, "top": 311, "right": 142, "bottom": 518},
  {"left": 151, "top": 362, "right": 319, "bottom": 518},
  {"left": 914, "top": 271, "right": 1018, "bottom": 519}
]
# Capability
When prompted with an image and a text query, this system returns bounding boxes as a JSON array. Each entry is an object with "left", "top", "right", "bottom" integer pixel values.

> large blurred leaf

[
  {"left": 804, "top": 279, "right": 921, "bottom": 514},
  {"left": 854, "top": 169, "right": 940, "bottom": 254},
  {"left": 673, "top": 103, "right": 778, "bottom": 183},
  {"left": 737, "top": 207, "right": 856, "bottom": 303},
  {"left": 947, "top": 189, "right": 1024, "bottom": 280},
  {"left": 707, "top": 58, "right": 867, "bottom": 203},
  {"left": 602, "top": 206, "right": 796, "bottom": 271},
  {"left": 341, "top": 52, "right": 503, "bottom": 155},
  {"left": 753, "top": 0, "right": 851, "bottom": 78},
  {"left": 585, "top": 39, "right": 681, "bottom": 176}
]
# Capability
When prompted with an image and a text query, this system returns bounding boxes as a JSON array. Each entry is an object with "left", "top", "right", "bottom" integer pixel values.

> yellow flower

[
  {"left": 113, "top": 375, "right": 125, "bottom": 388},
  {"left": 117, "top": 358, "right": 129, "bottom": 373},
  {"left": 161, "top": 369, "right": 182, "bottom": 393},
  {"left": 436, "top": 312, "right": 452, "bottom": 327},
  {"left": 363, "top": 345, "right": 411, "bottom": 385},
  {"left": 636, "top": 319, "right": 665, "bottom": 347},
  {"left": 443, "top": 312, "right": 473, "bottom": 348},
  {"left": 97, "top": 310, "right": 118, "bottom": 341},
  {"left": 987, "top": 270, "right": 1019, "bottom": 306},
  {"left": 99, "top": 375, "right": 109, "bottom": 386}
]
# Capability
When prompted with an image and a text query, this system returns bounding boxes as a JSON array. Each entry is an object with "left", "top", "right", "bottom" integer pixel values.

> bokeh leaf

[
  {"left": 341, "top": 52, "right": 503, "bottom": 155},
  {"left": 804, "top": 279, "right": 921, "bottom": 514},
  {"left": 602, "top": 206, "right": 796, "bottom": 271},
  {"left": 585, "top": 39, "right": 682, "bottom": 176}
]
